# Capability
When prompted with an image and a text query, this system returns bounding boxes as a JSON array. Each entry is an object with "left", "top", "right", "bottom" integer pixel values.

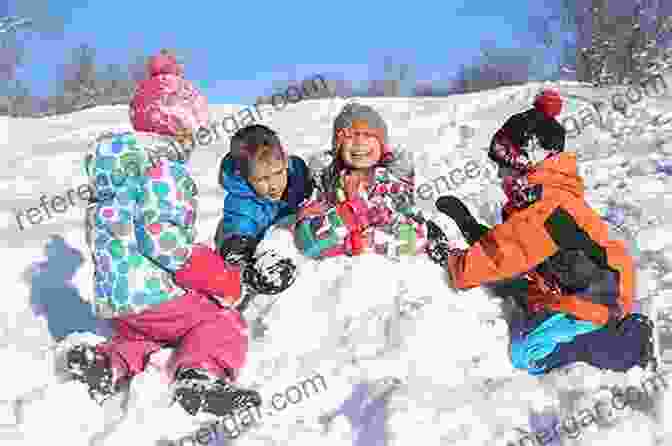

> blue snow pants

[
  {"left": 444, "top": 199, "right": 650, "bottom": 375},
  {"left": 508, "top": 306, "right": 650, "bottom": 375}
]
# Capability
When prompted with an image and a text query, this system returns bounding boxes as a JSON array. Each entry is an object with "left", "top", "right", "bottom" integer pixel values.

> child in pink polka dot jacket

[{"left": 64, "top": 50, "right": 261, "bottom": 418}]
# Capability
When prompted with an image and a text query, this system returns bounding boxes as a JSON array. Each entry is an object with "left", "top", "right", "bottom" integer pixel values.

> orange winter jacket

[{"left": 445, "top": 152, "right": 634, "bottom": 325}]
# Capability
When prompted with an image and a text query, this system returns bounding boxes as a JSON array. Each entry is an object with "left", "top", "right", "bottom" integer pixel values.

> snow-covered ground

[{"left": 2, "top": 80, "right": 672, "bottom": 445}]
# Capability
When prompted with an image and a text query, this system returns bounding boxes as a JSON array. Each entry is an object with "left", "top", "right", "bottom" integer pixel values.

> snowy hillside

[{"left": 2, "top": 80, "right": 672, "bottom": 446}]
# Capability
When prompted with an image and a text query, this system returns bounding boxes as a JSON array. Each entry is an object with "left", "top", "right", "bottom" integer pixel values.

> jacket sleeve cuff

[{"left": 445, "top": 250, "right": 468, "bottom": 289}]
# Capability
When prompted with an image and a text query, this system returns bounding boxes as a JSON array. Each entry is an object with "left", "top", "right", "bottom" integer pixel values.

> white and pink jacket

[{"left": 296, "top": 148, "right": 428, "bottom": 260}]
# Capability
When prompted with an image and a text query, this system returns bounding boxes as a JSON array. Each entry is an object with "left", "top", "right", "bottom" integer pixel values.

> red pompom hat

[{"left": 534, "top": 88, "right": 563, "bottom": 118}]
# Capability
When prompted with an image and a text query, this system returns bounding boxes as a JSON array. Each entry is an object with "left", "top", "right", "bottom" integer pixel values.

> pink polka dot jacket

[{"left": 82, "top": 131, "right": 240, "bottom": 318}]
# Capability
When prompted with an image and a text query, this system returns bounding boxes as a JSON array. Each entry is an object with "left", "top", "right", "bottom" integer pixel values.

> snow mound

[{"left": 2, "top": 84, "right": 672, "bottom": 445}]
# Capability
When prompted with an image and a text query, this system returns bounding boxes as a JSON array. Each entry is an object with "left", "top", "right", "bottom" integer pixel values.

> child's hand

[{"left": 425, "top": 220, "right": 464, "bottom": 266}]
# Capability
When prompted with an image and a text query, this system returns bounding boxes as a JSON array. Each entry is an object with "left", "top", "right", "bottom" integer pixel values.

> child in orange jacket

[{"left": 426, "top": 89, "right": 657, "bottom": 375}]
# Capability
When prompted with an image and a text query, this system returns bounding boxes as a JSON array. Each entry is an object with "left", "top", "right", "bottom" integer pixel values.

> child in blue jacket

[{"left": 214, "top": 124, "right": 313, "bottom": 301}]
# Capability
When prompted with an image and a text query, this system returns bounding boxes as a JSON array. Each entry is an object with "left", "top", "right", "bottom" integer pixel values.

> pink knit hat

[
  {"left": 129, "top": 51, "right": 209, "bottom": 136},
  {"left": 147, "top": 52, "right": 183, "bottom": 77}
]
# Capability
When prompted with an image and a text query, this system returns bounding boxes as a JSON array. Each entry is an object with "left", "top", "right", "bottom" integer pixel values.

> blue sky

[{"left": 10, "top": 0, "right": 549, "bottom": 105}]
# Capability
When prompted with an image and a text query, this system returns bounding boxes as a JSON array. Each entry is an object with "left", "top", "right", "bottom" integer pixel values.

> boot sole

[
  {"left": 202, "top": 390, "right": 262, "bottom": 417},
  {"left": 174, "top": 386, "right": 262, "bottom": 418}
]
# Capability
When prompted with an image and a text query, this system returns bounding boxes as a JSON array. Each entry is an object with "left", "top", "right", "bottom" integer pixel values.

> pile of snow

[{"left": 1, "top": 81, "right": 672, "bottom": 445}]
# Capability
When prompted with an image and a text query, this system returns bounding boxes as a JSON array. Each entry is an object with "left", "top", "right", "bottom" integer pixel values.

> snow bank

[
  {"left": 2, "top": 85, "right": 671, "bottom": 445},
  {"left": 637, "top": 224, "right": 672, "bottom": 252}
]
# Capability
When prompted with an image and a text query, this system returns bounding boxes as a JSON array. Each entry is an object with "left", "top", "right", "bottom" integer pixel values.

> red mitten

[
  {"left": 174, "top": 244, "right": 241, "bottom": 305},
  {"left": 337, "top": 200, "right": 367, "bottom": 255}
]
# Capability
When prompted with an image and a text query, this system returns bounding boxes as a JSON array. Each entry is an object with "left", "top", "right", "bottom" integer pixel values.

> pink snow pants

[{"left": 95, "top": 290, "right": 248, "bottom": 381}]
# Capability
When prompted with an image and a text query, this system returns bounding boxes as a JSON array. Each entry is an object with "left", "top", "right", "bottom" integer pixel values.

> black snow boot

[
  {"left": 216, "top": 233, "right": 258, "bottom": 267},
  {"left": 173, "top": 368, "right": 262, "bottom": 417},
  {"left": 65, "top": 344, "right": 126, "bottom": 404},
  {"left": 634, "top": 313, "right": 658, "bottom": 373}
]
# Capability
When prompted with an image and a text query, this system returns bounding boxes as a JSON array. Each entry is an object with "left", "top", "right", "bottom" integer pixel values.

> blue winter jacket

[{"left": 218, "top": 153, "right": 313, "bottom": 239}]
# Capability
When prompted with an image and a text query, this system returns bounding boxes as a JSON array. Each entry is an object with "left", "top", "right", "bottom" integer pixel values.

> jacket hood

[
  {"left": 219, "top": 153, "right": 300, "bottom": 201},
  {"left": 85, "top": 131, "right": 189, "bottom": 179},
  {"left": 219, "top": 154, "right": 258, "bottom": 198},
  {"left": 527, "top": 152, "right": 584, "bottom": 198}
]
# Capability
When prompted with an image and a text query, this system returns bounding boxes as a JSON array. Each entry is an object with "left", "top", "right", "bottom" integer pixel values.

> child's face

[
  {"left": 339, "top": 130, "right": 382, "bottom": 169},
  {"left": 248, "top": 154, "right": 288, "bottom": 201}
]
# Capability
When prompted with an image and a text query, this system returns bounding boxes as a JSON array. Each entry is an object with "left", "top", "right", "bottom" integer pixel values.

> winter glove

[
  {"left": 174, "top": 244, "right": 242, "bottom": 306},
  {"left": 424, "top": 220, "right": 465, "bottom": 267},
  {"left": 295, "top": 203, "right": 349, "bottom": 258},
  {"left": 216, "top": 234, "right": 259, "bottom": 266},
  {"left": 338, "top": 199, "right": 369, "bottom": 256},
  {"left": 243, "top": 249, "right": 298, "bottom": 295},
  {"left": 436, "top": 196, "right": 477, "bottom": 228},
  {"left": 435, "top": 195, "right": 489, "bottom": 245}
]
